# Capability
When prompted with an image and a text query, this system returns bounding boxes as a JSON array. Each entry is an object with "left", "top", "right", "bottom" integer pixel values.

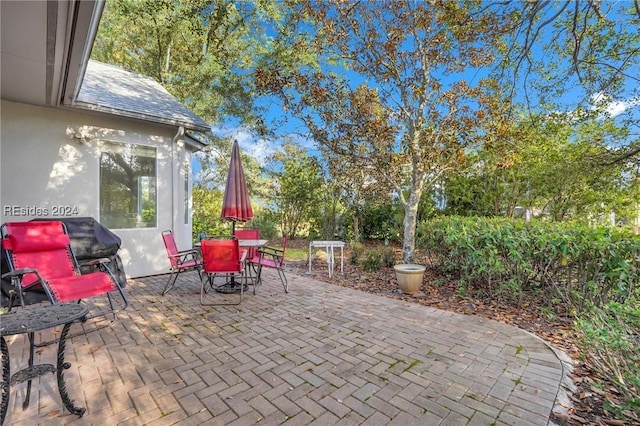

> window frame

[{"left": 98, "top": 140, "right": 158, "bottom": 230}]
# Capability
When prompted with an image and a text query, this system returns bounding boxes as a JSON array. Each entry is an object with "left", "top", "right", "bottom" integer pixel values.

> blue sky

[{"left": 196, "top": 2, "right": 639, "bottom": 183}]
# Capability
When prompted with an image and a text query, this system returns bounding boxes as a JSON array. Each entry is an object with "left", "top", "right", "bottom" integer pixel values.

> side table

[
  {"left": 1, "top": 303, "right": 89, "bottom": 424},
  {"left": 308, "top": 240, "right": 345, "bottom": 277}
]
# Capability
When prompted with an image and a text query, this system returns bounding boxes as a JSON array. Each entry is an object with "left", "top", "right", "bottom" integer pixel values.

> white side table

[{"left": 308, "top": 240, "right": 345, "bottom": 277}]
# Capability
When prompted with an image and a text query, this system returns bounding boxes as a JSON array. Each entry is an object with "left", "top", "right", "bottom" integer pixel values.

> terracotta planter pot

[{"left": 394, "top": 264, "right": 426, "bottom": 294}]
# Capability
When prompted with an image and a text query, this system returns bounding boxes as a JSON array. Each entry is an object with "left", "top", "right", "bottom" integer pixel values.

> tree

[
  {"left": 192, "top": 184, "right": 223, "bottom": 239},
  {"left": 502, "top": 1, "right": 640, "bottom": 102},
  {"left": 194, "top": 135, "right": 268, "bottom": 199},
  {"left": 443, "top": 109, "right": 637, "bottom": 225},
  {"left": 92, "top": 0, "right": 288, "bottom": 128},
  {"left": 265, "top": 140, "right": 324, "bottom": 239},
  {"left": 256, "top": 0, "right": 511, "bottom": 262},
  {"left": 326, "top": 155, "right": 394, "bottom": 242},
  {"left": 499, "top": 1, "right": 640, "bottom": 163}
]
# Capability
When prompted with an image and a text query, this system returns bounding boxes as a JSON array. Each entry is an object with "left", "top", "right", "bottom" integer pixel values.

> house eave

[
  {"left": 185, "top": 132, "right": 208, "bottom": 151},
  {"left": 72, "top": 101, "right": 211, "bottom": 134}
]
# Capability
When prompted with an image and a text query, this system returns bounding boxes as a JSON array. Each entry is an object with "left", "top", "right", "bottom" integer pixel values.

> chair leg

[
  {"left": 200, "top": 273, "right": 243, "bottom": 306},
  {"left": 253, "top": 264, "right": 263, "bottom": 294},
  {"left": 277, "top": 268, "right": 289, "bottom": 293},
  {"left": 247, "top": 263, "right": 261, "bottom": 295},
  {"left": 162, "top": 270, "right": 179, "bottom": 295}
]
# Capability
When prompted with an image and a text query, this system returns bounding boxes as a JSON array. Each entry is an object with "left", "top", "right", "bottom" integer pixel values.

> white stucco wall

[{"left": 1, "top": 100, "right": 195, "bottom": 278}]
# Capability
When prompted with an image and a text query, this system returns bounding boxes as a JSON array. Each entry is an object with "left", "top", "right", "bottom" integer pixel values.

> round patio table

[{"left": 1, "top": 303, "right": 89, "bottom": 424}]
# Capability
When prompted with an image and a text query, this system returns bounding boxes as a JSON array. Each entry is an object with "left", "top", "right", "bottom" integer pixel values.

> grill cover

[{"left": 48, "top": 217, "right": 122, "bottom": 260}]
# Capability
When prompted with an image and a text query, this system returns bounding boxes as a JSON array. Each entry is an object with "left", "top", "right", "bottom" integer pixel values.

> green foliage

[
  {"left": 349, "top": 241, "right": 365, "bottom": 265},
  {"left": 194, "top": 135, "right": 270, "bottom": 202},
  {"left": 380, "top": 246, "right": 396, "bottom": 268},
  {"left": 192, "top": 184, "right": 225, "bottom": 241},
  {"left": 312, "top": 181, "right": 346, "bottom": 241},
  {"left": 93, "top": 0, "right": 291, "bottom": 127},
  {"left": 359, "top": 245, "right": 396, "bottom": 271},
  {"left": 442, "top": 112, "right": 638, "bottom": 225},
  {"left": 418, "top": 216, "right": 640, "bottom": 310},
  {"left": 360, "top": 199, "right": 402, "bottom": 242},
  {"left": 361, "top": 251, "right": 382, "bottom": 272},
  {"left": 265, "top": 140, "right": 325, "bottom": 239},
  {"left": 249, "top": 210, "right": 279, "bottom": 239},
  {"left": 419, "top": 215, "right": 640, "bottom": 413},
  {"left": 257, "top": 1, "right": 513, "bottom": 263},
  {"left": 575, "top": 301, "right": 640, "bottom": 416}
]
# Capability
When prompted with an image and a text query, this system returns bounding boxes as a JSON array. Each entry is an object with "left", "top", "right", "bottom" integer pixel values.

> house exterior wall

[{"left": 0, "top": 100, "right": 195, "bottom": 278}]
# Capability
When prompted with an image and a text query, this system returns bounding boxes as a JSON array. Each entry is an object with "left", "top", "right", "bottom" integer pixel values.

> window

[{"left": 100, "top": 142, "right": 157, "bottom": 229}]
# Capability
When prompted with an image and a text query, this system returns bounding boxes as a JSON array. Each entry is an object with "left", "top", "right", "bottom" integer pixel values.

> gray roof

[{"left": 75, "top": 60, "right": 210, "bottom": 133}]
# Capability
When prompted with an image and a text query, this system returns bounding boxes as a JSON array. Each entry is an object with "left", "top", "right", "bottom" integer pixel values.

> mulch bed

[{"left": 286, "top": 239, "right": 638, "bottom": 426}]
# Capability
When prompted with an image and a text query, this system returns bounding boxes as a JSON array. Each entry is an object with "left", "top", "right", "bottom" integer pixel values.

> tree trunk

[
  {"left": 401, "top": 192, "right": 421, "bottom": 263},
  {"left": 351, "top": 213, "right": 361, "bottom": 242}
]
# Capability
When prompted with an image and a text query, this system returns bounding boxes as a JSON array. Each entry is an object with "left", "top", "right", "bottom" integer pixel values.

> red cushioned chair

[
  {"left": 251, "top": 236, "right": 288, "bottom": 293},
  {"left": 161, "top": 230, "right": 203, "bottom": 295},
  {"left": 1, "top": 221, "right": 129, "bottom": 321},
  {"left": 199, "top": 237, "right": 247, "bottom": 306},
  {"left": 233, "top": 228, "right": 260, "bottom": 262},
  {"left": 233, "top": 227, "right": 260, "bottom": 288}
]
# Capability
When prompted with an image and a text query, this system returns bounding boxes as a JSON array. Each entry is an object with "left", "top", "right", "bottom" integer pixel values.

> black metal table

[{"left": 1, "top": 303, "right": 88, "bottom": 424}]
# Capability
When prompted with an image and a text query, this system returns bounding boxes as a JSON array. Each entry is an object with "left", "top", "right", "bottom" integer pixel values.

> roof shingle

[{"left": 76, "top": 60, "right": 210, "bottom": 133}]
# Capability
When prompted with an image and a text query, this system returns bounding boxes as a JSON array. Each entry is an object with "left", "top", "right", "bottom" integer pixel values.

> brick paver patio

[{"left": 2, "top": 268, "right": 569, "bottom": 425}]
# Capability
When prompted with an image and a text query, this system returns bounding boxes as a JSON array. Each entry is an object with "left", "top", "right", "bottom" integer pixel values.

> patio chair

[
  {"left": 161, "top": 230, "right": 203, "bottom": 295},
  {"left": 251, "top": 236, "right": 288, "bottom": 293},
  {"left": 200, "top": 236, "right": 247, "bottom": 306},
  {"left": 234, "top": 227, "right": 260, "bottom": 285},
  {"left": 0, "top": 220, "right": 129, "bottom": 325},
  {"left": 233, "top": 228, "right": 260, "bottom": 262}
]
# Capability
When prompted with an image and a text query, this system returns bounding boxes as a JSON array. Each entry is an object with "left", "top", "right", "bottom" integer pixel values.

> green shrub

[
  {"left": 357, "top": 245, "right": 396, "bottom": 271},
  {"left": 417, "top": 216, "right": 639, "bottom": 310},
  {"left": 417, "top": 215, "right": 640, "bottom": 413},
  {"left": 361, "top": 250, "right": 382, "bottom": 271},
  {"left": 380, "top": 246, "right": 396, "bottom": 267},
  {"left": 250, "top": 211, "right": 279, "bottom": 239},
  {"left": 575, "top": 300, "right": 639, "bottom": 417},
  {"left": 350, "top": 241, "right": 364, "bottom": 265}
]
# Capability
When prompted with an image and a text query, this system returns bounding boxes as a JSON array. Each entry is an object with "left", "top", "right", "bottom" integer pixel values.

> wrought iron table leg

[
  {"left": 23, "top": 332, "right": 35, "bottom": 409},
  {"left": 1, "top": 337, "right": 10, "bottom": 426},
  {"left": 56, "top": 322, "right": 86, "bottom": 416}
]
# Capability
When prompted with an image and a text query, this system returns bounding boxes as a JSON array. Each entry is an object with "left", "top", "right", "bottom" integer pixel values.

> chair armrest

[
  {"left": 168, "top": 249, "right": 201, "bottom": 265},
  {"left": 80, "top": 258, "right": 112, "bottom": 267},
  {"left": 168, "top": 249, "right": 199, "bottom": 259},
  {"left": 177, "top": 248, "right": 200, "bottom": 256},
  {"left": 2, "top": 268, "right": 37, "bottom": 279},
  {"left": 258, "top": 246, "right": 284, "bottom": 257},
  {"left": 257, "top": 247, "right": 285, "bottom": 267}
]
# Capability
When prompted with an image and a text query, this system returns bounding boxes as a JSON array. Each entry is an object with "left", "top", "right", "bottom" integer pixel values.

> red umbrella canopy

[{"left": 221, "top": 140, "right": 254, "bottom": 223}]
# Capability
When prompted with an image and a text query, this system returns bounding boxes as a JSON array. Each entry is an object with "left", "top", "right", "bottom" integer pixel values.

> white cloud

[
  {"left": 210, "top": 124, "right": 275, "bottom": 166},
  {"left": 209, "top": 124, "right": 324, "bottom": 165},
  {"left": 590, "top": 92, "right": 640, "bottom": 118},
  {"left": 605, "top": 100, "right": 628, "bottom": 118}
]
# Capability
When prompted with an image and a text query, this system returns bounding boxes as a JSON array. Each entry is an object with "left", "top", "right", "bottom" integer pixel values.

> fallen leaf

[{"left": 602, "top": 420, "right": 625, "bottom": 426}]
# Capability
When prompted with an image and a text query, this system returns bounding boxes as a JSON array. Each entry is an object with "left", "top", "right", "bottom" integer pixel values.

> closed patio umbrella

[{"left": 221, "top": 139, "right": 254, "bottom": 233}]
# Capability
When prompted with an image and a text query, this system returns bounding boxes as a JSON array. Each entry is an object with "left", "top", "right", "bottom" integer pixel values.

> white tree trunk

[{"left": 401, "top": 190, "right": 421, "bottom": 263}]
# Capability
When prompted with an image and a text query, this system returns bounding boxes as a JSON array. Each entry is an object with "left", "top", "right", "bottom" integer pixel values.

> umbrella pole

[{"left": 230, "top": 221, "right": 236, "bottom": 285}]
